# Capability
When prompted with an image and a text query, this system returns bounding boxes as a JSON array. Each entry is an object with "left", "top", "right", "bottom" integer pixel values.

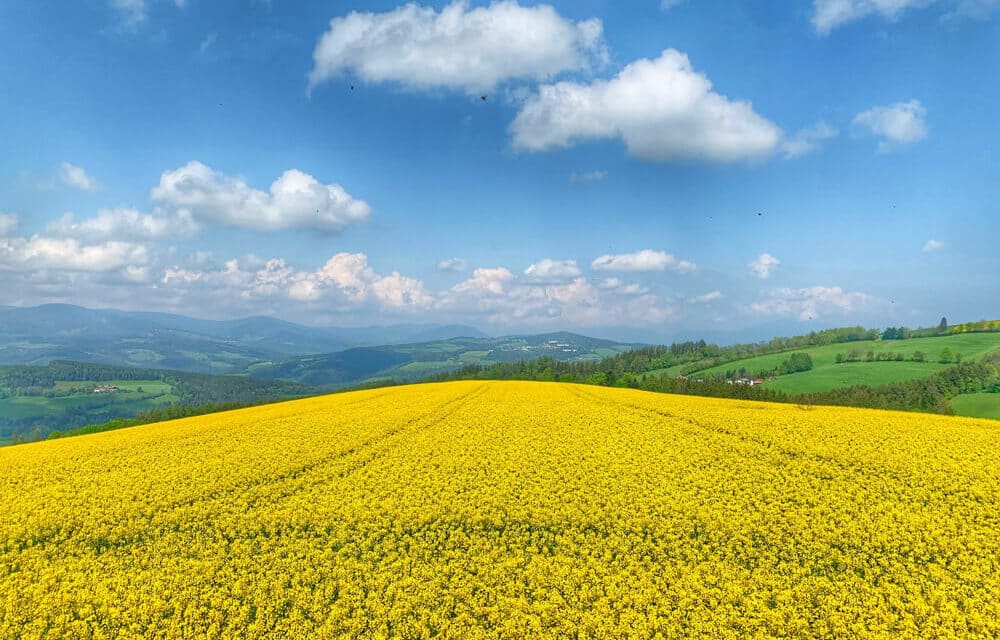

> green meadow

[
  {"left": 951, "top": 393, "right": 1000, "bottom": 421},
  {"left": 680, "top": 333, "right": 1000, "bottom": 395}
]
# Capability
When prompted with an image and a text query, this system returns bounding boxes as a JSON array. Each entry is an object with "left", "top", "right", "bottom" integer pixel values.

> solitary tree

[
  {"left": 939, "top": 348, "right": 953, "bottom": 364},
  {"left": 939, "top": 317, "right": 949, "bottom": 332},
  {"left": 913, "top": 350, "right": 926, "bottom": 362}
]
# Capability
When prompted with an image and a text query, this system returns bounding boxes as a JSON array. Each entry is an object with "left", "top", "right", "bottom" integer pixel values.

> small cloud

[
  {"left": 781, "top": 122, "right": 838, "bottom": 159},
  {"left": 690, "top": 290, "right": 723, "bottom": 304},
  {"left": 591, "top": 249, "right": 696, "bottom": 273},
  {"left": 660, "top": 0, "right": 686, "bottom": 10},
  {"left": 597, "top": 277, "right": 622, "bottom": 289},
  {"left": 596, "top": 277, "right": 648, "bottom": 296},
  {"left": 59, "top": 162, "right": 99, "bottom": 191},
  {"left": 569, "top": 170, "right": 608, "bottom": 184},
  {"left": 852, "top": 100, "right": 927, "bottom": 153},
  {"left": 0, "top": 212, "right": 19, "bottom": 236},
  {"left": 437, "top": 258, "right": 468, "bottom": 272},
  {"left": 923, "top": 239, "right": 944, "bottom": 252},
  {"left": 813, "top": 0, "right": 999, "bottom": 34},
  {"left": 109, "top": 0, "right": 187, "bottom": 31},
  {"left": 111, "top": 0, "right": 148, "bottom": 28},
  {"left": 198, "top": 33, "right": 217, "bottom": 55},
  {"left": 524, "top": 258, "right": 582, "bottom": 282},
  {"left": 749, "top": 253, "right": 780, "bottom": 279}
]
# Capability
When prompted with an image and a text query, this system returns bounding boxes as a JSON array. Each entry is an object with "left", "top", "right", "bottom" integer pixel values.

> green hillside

[
  {"left": 0, "top": 361, "right": 317, "bottom": 443},
  {"left": 684, "top": 332, "right": 1000, "bottom": 394},
  {"left": 952, "top": 393, "right": 1000, "bottom": 420}
]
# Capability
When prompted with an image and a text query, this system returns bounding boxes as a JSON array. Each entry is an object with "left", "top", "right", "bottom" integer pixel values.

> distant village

[
  {"left": 729, "top": 377, "right": 768, "bottom": 386},
  {"left": 92, "top": 385, "right": 120, "bottom": 394},
  {"left": 498, "top": 340, "right": 580, "bottom": 355},
  {"left": 682, "top": 375, "right": 772, "bottom": 386}
]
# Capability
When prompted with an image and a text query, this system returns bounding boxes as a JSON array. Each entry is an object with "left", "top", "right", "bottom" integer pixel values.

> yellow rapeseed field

[{"left": 2, "top": 381, "right": 999, "bottom": 639}]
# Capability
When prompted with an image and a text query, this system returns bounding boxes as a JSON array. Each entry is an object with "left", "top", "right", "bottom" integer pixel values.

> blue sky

[{"left": 0, "top": 0, "right": 997, "bottom": 342}]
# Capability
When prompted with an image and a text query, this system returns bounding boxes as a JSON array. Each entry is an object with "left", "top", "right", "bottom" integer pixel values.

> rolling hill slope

[
  {"left": 676, "top": 332, "right": 1000, "bottom": 393},
  {"left": 3, "top": 382, "right": 999, "bottom": 637}
]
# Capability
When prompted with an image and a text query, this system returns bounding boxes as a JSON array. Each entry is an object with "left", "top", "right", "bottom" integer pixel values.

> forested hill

[
  {"left": 425, "top": 320, "right": 1000, "bottom": 418},
  {"left": 243, "top": 332, "right": 635, "bottom": 387},
  {"left": 0, "top": 361, "right": 317, "bottom": 443}
]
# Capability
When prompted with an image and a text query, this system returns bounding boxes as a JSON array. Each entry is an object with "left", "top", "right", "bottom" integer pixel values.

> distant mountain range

[
  {"left": 243, "top": 332, "right": 636, "bottom": 387},
  {"left": 0, "top": 306, "right": 636, "bottom": 441},
  {"left": 0, "top": 304, "right": 486, "bottom": 373},
  {"left": 0, "top": 305, "right": 635, "bottom": 387}
]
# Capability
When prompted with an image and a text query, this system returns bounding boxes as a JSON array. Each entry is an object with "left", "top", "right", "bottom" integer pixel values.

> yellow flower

[{"left": 1, "top": 381, "right": 998, "bottom": 638}]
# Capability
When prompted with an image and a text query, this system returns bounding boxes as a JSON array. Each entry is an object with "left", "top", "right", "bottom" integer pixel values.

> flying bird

[{"left": 480, "top": 95, "right": 487, "bottom": 101}]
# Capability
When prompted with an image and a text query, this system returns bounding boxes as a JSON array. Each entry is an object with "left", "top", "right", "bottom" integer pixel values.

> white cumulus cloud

[
  {"left": 47, "top": 208, "right": 198, "bottom": 241},
  {"left": 371, "top": 272, "right": 434, "bottom": 308},
  {"left": 852, "top": 100, "right": 927, "bottom": 153},
  {"left": 0, "top": 236, "right": 149, "bottom": 273},
  {"left": 591, "top": 249, "right": 695, "bottom": 273},
  {"left": 59, "top": 162, "right": 99, "bottom": 191},
  {"left": 749, "top": 253, "right": 780, "bottom": 279},
  {"left": 164, "top": 252, "right": 432, "bottom": 312},
  {"left": 523, "top": 258, "right": 582, "bottom": 282},
  {"left": 151, "top": 161, "right": 370, "bottom": 233},
  {"left": 510, "top": 49, "right": 782, "bottom": 163},
  {"left": 443, "top": 267, "right": 673, "bottom": 327},
  {"left": 451, "top": 267, "right": 515, "bottom": 296},
  {"left": 308, "top": 1, "right": 607, "bottom": 95},
  {"left": 750, "top": 286, "right": 872, "bottom": 320},
  {"left": 923, "top": 239, "right": 945, "bottom": 252}
]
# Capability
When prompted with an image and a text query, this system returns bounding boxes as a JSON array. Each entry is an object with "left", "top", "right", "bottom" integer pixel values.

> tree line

[
  {"left": 0, "top": 361, "right": 317, "bottom": 442},
  {"left": 424, "top": 349, "right": 1000, "bottom": 417},
  {"left": 834, "top": 348, "right": 961, "bottom": 364}
]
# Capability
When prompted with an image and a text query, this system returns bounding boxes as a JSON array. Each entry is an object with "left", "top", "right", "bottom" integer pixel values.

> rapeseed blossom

[{"left": 1, "top": 381, "right": 998, "bottom": 638}]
